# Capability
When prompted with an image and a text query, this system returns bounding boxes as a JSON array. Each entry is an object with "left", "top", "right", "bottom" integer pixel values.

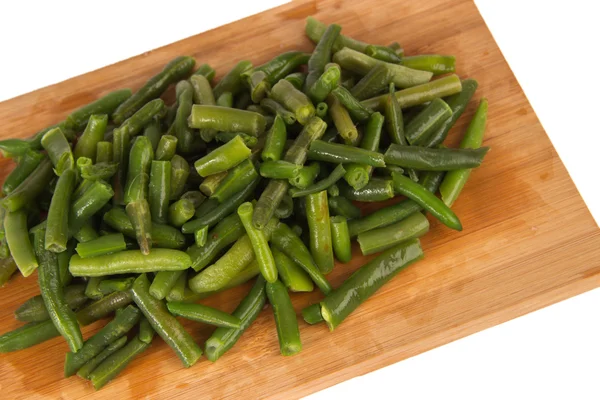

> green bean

[
  {"left": 76, "top": 335, "right": 128, "bottom": 379},
  {"left": 305, "top": 191, "right": 334, "bottom": 274},
  {"left": 289, "top": 164, "right": 346, "bottom": 198},
  {"left": 308, "top": 63, "right": 341, "bottom": 104},
  {"left": 329, "top": 195, "right": 361, "bottom": 219},
  {"left": 182, "top": 176, "right": 259, "bottom": 232},
  {"left": 384, "top": 144, "right": 489, "bottom": 171},
  {"left": 302, "top": 303, "right": 324, "bottom": 325},
  {"left": 358, "top": 212, "right": 429, "bottom": 255},
  {"left": 111, "top": 129, "right": 130, "bottom": 205},
  {"left": 181, "top": 191, "right": 206, "bottom": 208},
  {"left": 190, "top": 74, "right": 216, "bottom": 105},
  {"left": 173, "top": 80, "right": 196, "bottom": 152},
  {"left": 189, "top": 217, "right": 278, "bottom": 293},
  {"left": 259, "top": 160, "right": 301, "bottom": 180},
  {"left": 66, "top": 89, "right": 131, "bottom": 131},
  {"left": 138, "top": 316, "right": 155, "bottom": 344},
  {"left": 305, "top": 17, "right": 369, "bottom": 53},
  {"left": 194, "top": 198, "right": 220, "bottom": 218},
  {"left": 64, "top": 305, "right": 141, "bottom": 376},
  {"left": 320, "top": 239, "right": 423, "bottom": 330},
  {"left": 260, "top": 98, "right": 297, "bottom": 125},
  {"left": 308, "top": 140, "right": 385, "bottom": 167},
  {"left": 148, "top": 160, "right": 171, "bottom": 224},
  {"left": 284, "top": 72, "right": 306, "bottom": 90},
  {"left": 0, "top": 257, "right": 17, "bottom": 287},
  {"left": 330, "top": 215, "right": 352, "bottom": 262},
  {"left": 338, "top": 178, "right": 394, "bottom": 202},
  {"left": 266, "top": 280, "right": 301, "bottom": 356},
  {"left": 365, "top": 44, "right": 402, "bottom": 64},
  {"left": 331, "top": 86, "right": 372, "bottom": 122},
  {"left": 16, "top": 284, "right": 87, "bottom": 323},
  {"left": 273, "top": 194, "right": 293, "bottom": 219},
  {"left": 245, "top": 70, "right": 269, "bottom": 103},
  {"left": 213, "top": 60, "right": 253, "bottom": 99},
  {"left": 114, "top": 98, "right": 166, "bottom": 138},
  {"left": 102, "top": 207, "right": 186, "bottom": 249},
  {"left": 166, "top": 270, "right": 188, "bottom": 302},
  {"left": 204, "top": 276, "right": 266, "bottom": 362},
  {"left": 439, "top": 98, "right": 488, "bottom": 206},
  {"left": 2, "top": 151, "right": 44, "bottom": 195},
  {"left": 269, "top": 79, "right": 315, "bottom": 125},
  {"left": 155, "top": 135, "right": 178, "bottom": 161},
  {"left": 289, "top": 161, "right": 320, "bottom": 190},
  {"left": 212, "top": 159, "right": 258, "bottom": 203},
  {"left": 96, "top": 142, "right": 113, "bottom": 163},
  {"left": 261, "top": 115, "right": 287, "bottom": 162},
  {"left": 98, "top": 277, "right": 135, "bottom": 295},
  {"left": 167, "top": 302, "right": 242, "bottom": 329},
  {"left": 130, "top": 274, "right": 203, "bottom": 367},
  {"left": 77, "top": 159, "right": 119, "bottom": 181},
  {"left": 75, "top": 233, "right": 126, "bottom": 258},
  {"left": 170, "top": 155, "right": 190, "bottom": 200},
  {"left": 89, "top": 336, "right": 150, "bottom": 390},
  {"left": 58, "top": 241, "right": 75, "bottom": 286},
  {"left": 246, "top": 104, "right": 268, "bottom": 115},
  {"left": 198, "top": 172, "right": 226, "bottom": 197},
  {"left": 315, "top": 102, "right": 328, "bottom": 119},
  {"left": 74, "top": 114, "right": 108, "bottom": 161},
  {"left": 272, "top": 248, "right": 313, "bottom": 292},
  {"left": 328, "top": 94, "right": 358, "bottom": 145},
  {"left": 4, "top": 210, "right": 37, "bottom": 277},
  {"left": 350, "top": 63, "right": 392, "bottom": 100},
  {"left": 402, "top": 55, "right": 456, "bottom": 76},
  {"left": 215, "top": 132, "right": 258, "bottom": 148},
  {"left": 150, "top": 271, "right": 184, "bottom": 300},
  {"left": 0, "top": 320, "right": 60, "bottom": 353},
  {"left": 112, "top": 56, "right": 195, "bottom": 124},
  {"left": 125, "top": 200, "right": 152, "bottom": 255},
  {"left": 69, "top": 249, "right": 191, "bottom": 277},
  {"left": 40, "top": 127, "right": 73, "bottom": 175},
  {"left": 194, "top": 225, "right": 209, "bottom": 247},
  {"left": 194, "top": 63, "right": 216, "bottom": 82},
  {"left": 45, "top": 168, "right": 76, "bottom": 252},
  {"left": 168, "top": 199, "right": 195, "bottom": 227},
  {"left": 343, "top": 111, "right": 384, "bottom": 190},
  {"left": 194, "top": 135, "right": 252, "bottom": 177},
  {"left": 238, "top": 202, "right": 278, "bottom": 283},
  {"left": 143, "top": 118, "right": 161, "bottom": 151},
  {"left": 73, "top": 221, "right": 99, "bottom": 243},
  {"left": 85, "top": 277, "right": 105, "bottom": 300},
  {"left": 216, "top": 91, "right": 233, "bottom": 108},
  {"left": 306, "top": 23, "right": 341, "bottom": 92},
  {"left": 76, "top": 291, "right": 133, "bottom": 326},
  {"left": 361, "top": 74, "right": 462, "bottom": 111},
  {"left": 405, "top": 98, "right": 452, "bottom": 145},
  {"left": 256, "top": 52, "right": 310, "bottom": 85},
  {"left": 421, "top": 79, "right": 478, "bottom": 148}
]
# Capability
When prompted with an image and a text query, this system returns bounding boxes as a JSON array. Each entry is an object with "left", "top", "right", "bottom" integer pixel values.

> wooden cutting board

[{"left": 1, "top": 0, "right": 599, "bottom": 398}]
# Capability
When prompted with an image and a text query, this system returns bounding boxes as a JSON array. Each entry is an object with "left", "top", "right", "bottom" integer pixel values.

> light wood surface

[{"left": 1, "top": 0, "right": 600, "bottom": 398}]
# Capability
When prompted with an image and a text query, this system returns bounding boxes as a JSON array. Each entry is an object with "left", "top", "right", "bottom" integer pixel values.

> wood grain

[{"left": 1, "top": 0, "right": 599, "bottom": 398}]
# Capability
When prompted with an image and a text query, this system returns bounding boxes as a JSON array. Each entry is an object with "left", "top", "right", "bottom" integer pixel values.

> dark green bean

[
  {"left": 357, "top": 212, "right": 429, "bottom": 255},
  {"left": 76, "top": 291, "right": 133, "bottom": 326},
  {"left": 215, "top": 132, "right": 258, "bottom": 148},
  {"left": 74, "top": 114, "right": 108, "bottom": 161},
  {"left": 338, "top": 178, "right": 394, "bottom": 202},
  {"left": 260, "top": 98, "right": 297, "bottom": 125},
  {"left": 385, "top": 83, "right": 418, "bottom": 181},
  {"left": 302, "top": 303, "right": 324, "bottom": 325},
  {"left": 308, "top": 63, "right": 341, "bottom": 104},
  {"left": 384, "top": 144, "right": 489, "bottom": 171},
  {"left": 167, "top": 302, "right": 242, "bottom": 329},
  {"left": 261, "top": 115, "right": 287, "bottom": 162},
  {"left": 111, "top": 129, "right": 130, "bottom": 205},
  {"left": 308, "top": 140, "right": 385, "bottom": 167},
  {"left": 170, "top": 155, "right": 190, "bottom": 200},
  {"left": 77, "top": 159, "right": 119, "bottom": 181},
  {"left": 305, "top": 16, "right": 369, "bottom": 53},
  {"left": 85, "top": 277, "right": 104, "bottom": 300},
  {"left": 76, "top": 335, "right": 128, "bottom": 379},
  {"left": 45, "top": 168, "right": 76, "bottom": 253},
  {"left": 194, "top": 63, "right": 216, "bottom": 82},
  {"left": 114, "top": 98, "right": 166, "bottom": 138},
  {"left": 15, "top": 284, "right": 87, "bottom": 323},
  {"left": 284, "top": 72, "right": 306, "bottom": 90},
  {"left": 238, "top": 202, "right": 278, "bottom": 283},
  {"left": 351, "top": 63, "right": 392, "bottom": 100},
  {"left": 213, "top": 60, "right": 253, "bottom": 99},
  {"left": 272, "top": 247, "right": 313, "bottom": 292},
  {"left": 98, "top": 277, "right": 135, "bottom": 295},
  {"left": 260, "top": 160, "right": 301, "bottom": 180},
  {"left": 329, "top": 195, "right": 361, "bottom": 219},
  {"left": 266, "top": 280, "right": 301, "bottom": 356},
  {"left": 0, "top": 257, "right": 17, "bottom": 287},
  {"left": 289, "top": 161, "right": 320, "bottom": 189},
  {"left": 181, "top": 191, "right": 206, "bottom": 208},
  {"left": 405, "top": 98, "right": 452, "bottom": 145},
  {"left": 331, "top": 85, "right": 372, "bottom": 123},
  {"left": 307, "top": 24, "right": 341, "bottom": 93},
  {"left": 166, "top": 270, "right": 188, "bottom": 302},
  {"left": 66, "top": 89, "right": 132, "bottom": 131},
  {"left": 138, "top": 316, "right": 155, "bottom": 344},
  {"left": 89, "top": 336, "right": 150, "bottom": 390},
  {"left": 344, "top": 111, "right": 384, "bottom": 190},
  {"left": 2, "top": 151, "right": 44, "bottom": 195},
  {"left": 330, "top": 215, "right": 351, "bottom": 262},
  {"left": 174, "top": 80, "right": 197, "bottom": 152},
  {"left": 0, "top": 320, "right": 60, "bottom": 353},
  {"left": 4, "top": 209, "right": 38, "bottom": 277},
  {"left": 73, "top": 221, "right": 99, "bottom": 243},
  {"left": 255, "top": 52, "right": 310, "bottom": 85},
  {"left": 289, "top": 164, "right": 346, "bottom": 198},
  {"left": 143, "top": 118, "right": 161, "bottom": 151},
  {"left": 149, "top": 160, "right": 171, "bottom": 224}
]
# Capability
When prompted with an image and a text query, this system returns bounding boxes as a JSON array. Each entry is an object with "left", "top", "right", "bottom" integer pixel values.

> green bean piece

[
  {"left": 289, "top": 164, "right": 346, "bottom": 198},
  {"left": 216, "top": 91, "right": 234, "bottom": 108},
  {"left": 329, "top": 196, "right": 361, "bottom": 219},
  {"left": 261, "top": 115, "right": 287, "bottom": 162},
  {"left": 170, "top": 155, "right": 190, "bottom": 200},
  {"left": 73, "top": 114, "right": 108, "bottom": 162},
  {"left": 0, "top": 320, "right": 60, "bottom": 353},
  {"left": 316, "top": 102, "right": 328, "bottom": 119},
  {"left": 16, "top": 283, "right": 87, "bottom": 323},
  {"left": 273, "top": 194, "right": 292, "bottom": 220},
  {"left": 402, "top": 55, "right": 456, "bottom": 76},
  {"left": 155, "top": 135, "right": 178, "bottom": 161},
  {"left": 165, "top": 270, "right": 188, "bottom": 302},
  {"left": 44, "top": 168, "right": 76, "bottom": 252},
  {"left": 138, "top": 316, "right": 155, "bottom": 344},
  {"left": 103, "top": 207, "right": 186, "bottom": 249},
  {"left": 69, "top": 180, "right": 114, "bottom": 234},
  {"left": 131, "top": 274, "right": 203, "bottom": 367},
  {"left": 330, "top": 215, "right": 352, "bottom": 262},
  {"left": 181, "top": 191, "right": 206, "bottom": 208},
  {"left": 328, "top": 94, "right": 358, "bottom": 145},
  {"left": 66, "top": 89, "right": 131, "bottom": 131},
  {"left": 211, "top": 159, "right": 258, "bottom": 203},
  {"left": 365, "top": 44, "right": 402, "bottom": 64},
  {"left": 260, "top": 98, "right": 297, "bottom": 125},
  {"left": 213, "top": 60, "right": 253, "bottom": 99},
  {"left": 173, "top": 80, "right": 195, "bottom": 152},
  {"left": 388, "top": 42, "right": 405, "bottom": 57},
  {"left": 194, "top": 225, "right": 209, "bottom": 247},
  {"left": 246, "top": 105, "right": 268, "bottom": 115},
  {"left": 289, "top": 161, "right": 320, "bottom": 189},
  {"left": 167, "top": 302, "right": 242, "bottom": 329},
  {"left": 183, "top": 176, "right": 259, "bottom": 232},
  {"left": 143, "top": 118, "right": 161, "bottom": 151},
  {"left": 308, "top": 140, "right": 385, "bottom": 167},
  {"left": 75, "top": 233, "right": 126, "bottom": 258},
  {"left": 302, "top": 303, "right": 324, "bottom": 325},
  {"left": 4, "top": 210, "right": 37, "bottom": 277},
  {"left": 125, "top": 199, "right": 152, "bottom": 255},
  {"left": 259, "top": 160, "right": 301, "bottom": 180},
  {"left": 189, "top": 105, "right": 266, "bottom": 138},
  {"left": 76, "top": 291, "right": 133, "bottom": 326},
  {"left": 111, "top": 129, "right": 130, "bottom": 205},
  {"left": 384, "top": 144, "right": 489, "bottom": 171},
  {"left": 439, "top": 98, "right": 488, "bottom": 206},
  {"left": 391, "top": 172, "right": 462, "bottom": 230},
  {"left": 114, "top": 98, "right": 166, "bottom": 138},
  {"left": 358, "top": 212, "right": 429, "bottom": 255},
  {"left": 77, "top": 159, "right": 119, "bottom": 181},
  {"left": 189, "top": 217, "right": 278, "bottom": 293},
  {"left": 351, "top": 63, "right": 392, "bottom": 101},
  {"left": 266, "top": 280, "right": 302, "bottom": 356},
  {"left": 190, "top": 74, "right": 216, "bottom": 105},
  {"left": 148, "top": 161, "right": 171, "bottom": 224},
  {"left": 215, "top": 132, "right": 258, "bottom": 148},
  {"left": 150, "top": 271, "right": 184, "bottom": 300},
  {"left": 85, "top": 277, "right": 105, "bottom": 300},
  {"left": 255, "top": 52, "right": 310, "bottom": 85},
  {"left": 2, "top": 150, "right": 44, "bottom": 195},
  {"left": 331, "top": 86, "right": 372, "bottom": 123},
  {"left": 112, "top": 56, "right": 195, "bottom": 124},
  {"left": 305, "top": 16, "right": 369, "bottom": 53},
  {"left": 57, "top": 241, "right": 75, "bottom": 287},
  {"left": 98, "top": 277, "right": 135, "bottom": 295},
  {"left": 40, "top": 127, "right": 73, "bottom": 175},
  {"left": 204, "top": 276, "right": 266, "bottom": 362},
  {"left": 272, "top": 248, "right": 313, "bottom": 292},
  {"left": 238, "top": 203, "right": 278, "bottom": 283},
  {"left": 405, "top": 98, "right": 452, "bottom": 145},
  {"left": 338, "top": 178, "right": 394, "bottom": 202},
  {"left": 284, "top": 72, "right": 306, "bottom": 90},
  {"left": 321, "top": 239, "right": 423, "bottom": 330},
  {"left": 69, "top": 249, "right": 191, "bottom": 277},
  {"left": 306, "top": 23, "right": 341, "bottom": 91},
  {"left": 246, "top": 70, "right": 270, "bottom": 103},
  {"left": 344, "top": 111, "right": 384, "bottom": 190},
  {"left": 0, "top": 257, "right": 17, "bottom": 287},
  {"left": 270, "top": 79, "right": 315, "bottom": 125},
  {"left": 307, "top": 63, "right": 341, "bottom": 104},
  {"left": 168, "top": 199, "right": 195, "bottom": 227},
  {"left": 305, "top": 191, "right": 334, "bottom": 274},
  {"left": 194, "top": 135, "right": 252, "bottom": 177},
  {"left": 76, "top": 335, "right": 128, "bottom": 379},
  {"left": 270, "top": 222, "right": 332, "bottom": 294},
  {"left": 361, "top": 74, "right": 462, "bottom": 111},
  {"left": 194, "top": 63, "right": 216, "bottom": 82},
  {"left": 64, "top": 305, "right": 141, "bottom": 376},
  {"left": 199, "top": 172, "right": 228, "bottom": 197},
  {"left": 73, "top": 221, "right": 99, "bottom": 243}
]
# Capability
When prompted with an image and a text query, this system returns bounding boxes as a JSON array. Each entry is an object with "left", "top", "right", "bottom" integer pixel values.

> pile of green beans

[{"left": 0, "top": 16, "right": 488, "bottom": 389}]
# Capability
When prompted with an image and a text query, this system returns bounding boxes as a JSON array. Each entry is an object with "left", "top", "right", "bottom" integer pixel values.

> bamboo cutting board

[{"left": 1, "top": 0, "right": 600, "bottom": 398}]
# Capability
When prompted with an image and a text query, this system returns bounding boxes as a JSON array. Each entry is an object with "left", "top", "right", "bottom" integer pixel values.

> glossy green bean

[
  {"left": 98, "top": 277, "right": 135, "bottom": 295},
  {"left": 114, "top": 98, "right": 166, "bottom": 138},
  {"left": 173, "top": 80, "right": 196, "bottom": 152},
  {"left": 365, "top": 44, "right": 402, "bottom": 64},
  {"left": 75, "top": 233, "right": 126, "bottom": 258},
  {"left": 96, "top": 141, "right": 113, "bottom": 164},
  {"left": 331, "top": 86, "right": 372, "bottom": 123},
  {"left": 76, "top": 335, "right": 128, "bottom": 379},
  {"left": 41, "top": 127, "right": 74, "bottom": 175},
  {"left": 308, "top": 62, "right": 341, "bottom": 104},
  {"left": 338, "top": 178, "right": 394, "bottom": 202},
  {"left": 320, "top": 239, "right": 423, "bottom": 330},
  {"left": 238, "top": 202, "right": 278, "bottom": 283},
  {"left": 306, "top": 24, "right": 341, "bottom": 91},
  {"left": 143, "top": 118, "right": 161, "bottom": 151},
  {"left": 284, "top": 72, "right": 306, "bottom": 90},
  {"left": 194, "top": 135, "right": 252, "bottom": 177},
  {"left": 384, "top": 144, "right": 489, "bottom": 171},
  {"left": 307, "top": 140, "right": 385, "bottom": 167},
  {"left": 73, "top": 221, "right": 99, "bottom": 243},
  {"left": 66, "top": 89, "right": 131, "bottom": 131},
  {"left": 2, "top": 150, "right": 44, "bottom": 195},
  {"left": 4, "top": 210, "right": 37, "bottom": 277},
  {"left": 302, "top": 303, "right": 324, "bottom": 325},
  {"left": 405, "top": 98, "right": 453, "bottom": 145},
  {"left": 260, "top": 160, "right": 301, "bottom": 180},
  {"left": 256, "top": 52, "right": 310, "bottom": 85},
  {"left": 0, "top": 320, "right": 60, "bottom": 353},
  {"left": 328, "top": 195, "right": 361, "bottom": 219},
  {"left": 305, "top": 17, "right": 369, "bottom": 53},
  {"left": 269, "top": 79, "right": 315, "bottom": 125},
  {"left": 76, "top": 291, "right": 133, "bottom": 326},
  {"left": 194, "top": 225, "right": 209, "bottom": 247},
  {"left": 266, "top": 280, "right": 301, "bottom": 356},
  {"left": 69, "top": 249, "right": 191, "bottom": 276},
  {"left": 330, "top": 215, "right": 352, "bottom": 262},
  {"left": 89, "top": 336, "right": 150, "bottom": 390},
  {"left": 15, "top": 284, "right": 87, "bottom": 323},
  {"left": 305, "top": 191, "right": 334, "bottom": 274},
  {"left": 261, "top": 115, "right": 287, "bottom": 162},
  {"left": 402, "top": 55, "right": 456, "bottom": 76},
  {"left": 344, "top": 111, "right": 384, "bottom": 190},
  {"left": 74, "top": 114, "right": 108, "bottom": 161},
  {"left": 194, "top": 63, "right": 216, "bottom": 82},
  {"left": 69, "top": 180, "right": 114, "bottom": 234},
  {"left": 138, "top": 316, "right": 155, "bottom": 344},
  {"left": 148, "top": 161, "right": 171, "bottom": 224},
  {"left": 213, "top": 60, "right": 253, "bottom": 99},
  {"left": 327, "top": 94, "right": 358, "bottom": 144},
  {"left": 149, "top": 271, "right": 183, "bottom": 300},
  {"left": 85, "top": 277, "right": 104, "bottom": 300},
  {"left": 155, "top": 135, "right": 178, "bottom": 162},
  {"left": 111, "top": 129, "right": 130, "bottom": 205},
  {"left": 167, "top": 302, "right": 242, "bottom": 329},
  {"left": 45, "top": 168, "right": 76, "bottom": 252},
  {"left": 215, "top": 132, "right": 258, "bottom": 148},
  {"left": 166, "top": 270, "right": 188, "bottom": 302},
  {"left": 170, "top": 155, "right": 190, "bottom": 200},
  {"left": 289, "top": 161, "right": 320, "bottom": 189},
  {"left": 260, "top": 98, "right": 297, "bottom": 125},
  {"left": 289, "top": 164, "right": 346, "bottom": 198},
  {"left": 211, "top": 160, "right": 258, "bottom": 203},
  {"left": 272, "top": 247, "right": 313, "bottom": 292},
  {"left": 190, "top": 74, "right": 216, "bottom": 105},
  {"left": 351, "top": 63, "right": 392, "bottom": 100},
  {"left": 77, "top": 159, "right": 119, "bottom": 181},
  {"left": 357, "top": 212, "right": 429, "bottom": 255},
  {"left": 168, "top": 199, "right": 195, "bottom": 227}
]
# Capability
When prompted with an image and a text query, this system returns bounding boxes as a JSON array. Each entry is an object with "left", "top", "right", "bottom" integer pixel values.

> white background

[{"left": 1, "top": 1, "right": 599, "bottom": 399}]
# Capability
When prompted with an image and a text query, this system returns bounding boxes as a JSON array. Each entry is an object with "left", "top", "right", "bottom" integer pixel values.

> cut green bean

[
  {"left": 351, "top": 63, "right": 392, "bottom": 100},
  {"left": 307, "top": 63, "right": 341, "bottom": 104},
  {"left": 165, "top": 270, "right": 188, "bottom": 302},
  {"left": 15, "top": 284, "right": 87, "bottom": 323},
  {"left": 289, "top": 161, "right": 320, "bottom": 189},
  {"left": 384, "top": 144, "right": 489, "bottom": 171},
  {"left": 289, "top": 164, "right": 346, "bottom": 198},
  {"left": 328, "top": 94, "right": 358, "bottom": 144},
  {"left": 189, "top": 105, "right": 266, "bottom": 137},
  {"left": 308, "top": 140, "right": 385, "bottom": 167},
  {"left": 75, "top": 233, "right": 126, "bottom": 258},
  {"left": 338, "top": 178, "right": 394, "bottom": 202},
  {"left": 167, "top": 302, "right": 242, "bottom": 329},
  {"left": 190, "top": 74, "right": 216, "bottom": 105},
  {"left": 285, "top": 72, "right": 306, "bottom": 90},
  {"left": 261, "top": 115, "right": 287, "bottom": 162},
  {"left": 260, "top": 98, "right": 297, "bottom": 126},
  {"left": 213, "top": 60, "right": 253, "bottom": 99},
  {"left": 96, "top": 141, "right": 113, "bottom": 164},
  {"left": 331, "top": 86, "right": 372, "bottom": 123},
  {"left": 266, "top": 280, "right": 301, "bottom": 356},
  {"left": 2, "top": 150, "right": 44, "bottom": 195},
  {"left": 216, "top": 91, "right": 233, "bottom": 108},
  {"left": 238, "top": 202, "right": 278, "bottom": 283},
  {"left": 405, "top": 98, "right": 452, "bottom": 145},
  {"left": 170, "top": 155, "right": 190, "bottom": 200},
  {"left": 74, "top": 114, "right": 108, "bottom": 162},
  {"left": 402, "top": 55, "right": 456, "bottom": 76},
  {"left": 366, "top": 44, "right": 402, "bottom": 64},
  {"left": 199, "top": 172, "right": 228, "bottom": 197},
  {"left": 168, "top": 199, "right": 195, "bottom": 227},
  {"left": 111, "top": 129, "right": 130, "bottom": 205},
  {"left": 76, "top": 291, "right": 133, "bottom": 326},
  {"left": 344, "top": 111, "right": 384, "bottom": 190},
  {"left": 98, "top": 277, "right": 135, "bottom": 295},
  {"left": 305, "top": 17, "right": 369, "bottom": 53},
  {"left": 194, "top": 135, "right": 251, "bottom": 177},
  {"left": 272, "top": 248, "right": 313, "bottom": 292},
  {"left": 194, "top": 63, "right": 216, "bottom": 82},
  {"left": 149, "top": 160, "right": 171, "bottom": 224},
  {"left": 143, "top": 118, "right": 161, "bottom": 151},
  {"left": 89, "top": 336, "right": 150, "bottom": 390},
  {"left": 329, "top": 196, "right": 361, "bottom": 219},
  {"left": 302, "top": 303, "right": 324, "bottom": 325},
  {"left": 76, "top": 335, "right": 128, "bottom": 379},
  {"left": 330, "top": 215, "right": 351, "bottom": 262},
  {"left": 4, "top": 210, "right": 37, "bottom": 277},
  {"left": 211, "top": 159, "right": 258, "bottom": 203},
  {"left": 114, "top": 98, "right": 166, "bottom": 138},
  {"left": 357, "top": 212, "right": 429, "bottom": 255},
  {"left": 45, "top": 168, "right": 77, "bottom": 252},
  {"left": 155, "top": 135, "right": 178, "bottom": 161},
  {"left": 41, "top": 127, "right": 74, "bottom": 175},
  {"left": 306, "top": 191, "right": 334, "bottom": 274},
  {"left": 260, "top": 160, "right": 301, "bottom": 180},
  {"left": 150, "top": 271, "right": 184, "bottom": 300},
  {"left": 67, "top": 89, "right": 132, "bottom": 131},
  {"left": 269, "top": 79, "right": 315, "bottom": 125},
  {"left": 0, "top": 257, "right": 17, "bottom": 287},
  {"left": 194, "top": 225, "right": 209, "bottom": 247}
]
